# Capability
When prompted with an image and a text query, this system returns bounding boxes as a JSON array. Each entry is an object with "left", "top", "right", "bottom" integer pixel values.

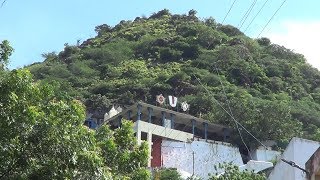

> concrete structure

[
  {"left": 268, "top": 137, "right": 320, "bottom": 180},
  {"left": 250, "top": 148, "right": 281, "bottom": 162},
  {"left": 104, "top": 102, "right": 274, "bottom": 179},
  {"left": 161, "top": 140, "right": 243, "bottom": 179},
  {"left": 306, "top": 147, "right": 320, "bottom": 180}
]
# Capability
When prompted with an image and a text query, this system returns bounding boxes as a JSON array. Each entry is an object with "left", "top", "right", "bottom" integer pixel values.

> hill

[{"left": 26, "top": 9, "right": 320, "bottom": 147}]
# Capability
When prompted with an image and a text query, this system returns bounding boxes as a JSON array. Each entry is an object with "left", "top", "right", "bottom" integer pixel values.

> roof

[{"left": 104, "top": 101, "right": 230, "bottom": 136}]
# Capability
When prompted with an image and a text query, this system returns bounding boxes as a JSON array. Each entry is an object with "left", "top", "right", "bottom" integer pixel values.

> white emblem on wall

[
  {"left": 156, "top": 94, "right": 165, "bottom": 105},
  {"left": 181, "top": 101, "right": 189, "bottom": 111},
  {"left": 168, "top": 95, "right": 178, "bottom": 107}
]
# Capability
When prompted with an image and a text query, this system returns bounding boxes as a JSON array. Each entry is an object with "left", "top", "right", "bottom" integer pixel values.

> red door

[{"left": 151, "top": 136, "right": 162, "bottom": 167}]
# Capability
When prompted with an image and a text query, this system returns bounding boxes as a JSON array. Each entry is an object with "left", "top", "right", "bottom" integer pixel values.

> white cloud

[{"left": 265, "top": 21, "right": 320, "bottom": 70}]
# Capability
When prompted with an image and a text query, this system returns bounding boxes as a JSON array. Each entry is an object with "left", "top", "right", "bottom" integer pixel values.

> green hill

[{"left": 26, "top": 9, "right": 320, "bottom": 147}]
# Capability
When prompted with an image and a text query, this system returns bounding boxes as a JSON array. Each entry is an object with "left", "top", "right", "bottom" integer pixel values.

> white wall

[
  {"left": 268, "top": 137, "right": 320, "bottom": 180},
  {"left": 251, "top": 149, "right": 281, "bottom": 162},
  {"left": 161, "top": 140, "right": 243, "bottom": 179}
]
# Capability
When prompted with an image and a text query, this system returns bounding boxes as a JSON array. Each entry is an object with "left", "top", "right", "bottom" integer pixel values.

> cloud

[{"left": 265, "top": 21, "right": 320, "bottom": 70}]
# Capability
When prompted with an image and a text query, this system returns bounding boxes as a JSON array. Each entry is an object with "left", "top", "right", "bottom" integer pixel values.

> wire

[
  {"left": 256, "top": 0, "right": 287, "bottom": 38},
  {"left": 243, "top": 0, "right": 271, "bottom": 33},
  {"left": 213, "top": 66, "right": 253, "bottom": 159},
  {"left": 238, "top": 0, "right": 258, "bottom": 30},
  {"left": 193, "top": 74, "right": 267, "bottom": 149},
  {"left": 222, "top": 0, "right": 238, "bottom": 24},
  {"left": 0, "top": 0, "right": 6, "bottom": 7}
]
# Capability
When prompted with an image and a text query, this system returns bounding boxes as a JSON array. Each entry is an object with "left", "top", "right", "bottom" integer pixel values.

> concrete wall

[
  {"left": 161, "top": 140, "right": 243, "bottom": 179},
  {"left": 268, "top": 137, "right": 320, "bottom": 180},
  {"left": 134, "top": 120, "right": 194, "bottom": 142},
  {"left": 306, "top": 148, "right": 320, "bottom": 180},
  {"left": 250, "top": 149, "right": 281, "bottom": 162}
]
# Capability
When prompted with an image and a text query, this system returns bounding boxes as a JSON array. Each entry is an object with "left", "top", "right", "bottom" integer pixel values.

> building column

[
  {"left": 147, "top": 131, "right": 152, "bottom": 167},
  {"left": 136, "top": 120, "right": 142, "bottom": 145},
  {"left": 161, "top": 111, "right": 166, "bottom": 127},
  {"left": 191, "top": 119, "right": 196, "bottom": 139},
  {"left": 203, "top": 122, "right": 208, "bottom": 141},
  {"left": 147, "top": 107, "right": 153, "bottom": 123},
  {"left": 118, "top": 115, "right": 122, "bottom": 128},
  {"left": 127, "top": 110, "right": 132, "bottom": 120},
  {"left": 170, "top": 113, "right": 175, "bottom": 129},
  {"left": 223, "top": 128, "right": 229, "bottom": 142},
  {"left": 137, "top": 104, "right": 142, "bottom": 121}
]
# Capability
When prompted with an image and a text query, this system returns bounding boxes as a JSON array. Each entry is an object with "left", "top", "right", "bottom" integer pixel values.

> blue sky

[{"left": 1, "top": 0, "right": 320, "bottom": 69}]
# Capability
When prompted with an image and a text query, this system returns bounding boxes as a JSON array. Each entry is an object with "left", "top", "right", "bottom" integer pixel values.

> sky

[{"left": 1, "top": 0, "right": 320, "bottom": 70}]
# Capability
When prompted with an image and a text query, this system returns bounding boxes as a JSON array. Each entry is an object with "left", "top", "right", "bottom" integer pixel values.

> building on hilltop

[{"left": 102, "top": 101, "right": 275, "bottom": 179}]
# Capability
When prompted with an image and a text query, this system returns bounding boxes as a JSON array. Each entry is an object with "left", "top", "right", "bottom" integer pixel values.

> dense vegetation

[
  {"left": 25, "top": 9, "right": 320, "bottom": 148},
  {"left": 0, "top": 70, "right": 150, "bottom": 179}
]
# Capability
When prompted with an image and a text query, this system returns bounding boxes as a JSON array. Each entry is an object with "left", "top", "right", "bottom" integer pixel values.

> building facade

[{"left": 102, "top": 102, "right": 275, "bottom": 179}]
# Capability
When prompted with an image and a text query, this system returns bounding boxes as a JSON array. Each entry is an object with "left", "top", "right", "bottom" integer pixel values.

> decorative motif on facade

[
  {"left": 168, "top": 95, "right": 178, "bottom": 107},
  {"left": 156, "top": 94, "right": 165, "bottom": 105},
  {"left": 181, "top": 101, "right": 189, "bottom": 111}
]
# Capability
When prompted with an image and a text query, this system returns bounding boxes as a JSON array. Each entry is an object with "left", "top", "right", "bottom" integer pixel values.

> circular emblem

[
  {"left": 156, "top": 94, "right": 165, "bottom": 105},
  {"left": 181, "top": 101, "right": 189, "bottom": 111}
]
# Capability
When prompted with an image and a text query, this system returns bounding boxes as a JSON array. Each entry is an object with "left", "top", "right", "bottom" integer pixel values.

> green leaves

[
  {"left": 96, "top": 120, "right": 150, "bottom": 179},
  {"left": 209, "top": 163, "right": 266, "bottom": 180},
  {"left": 0, "top": 70, "right": 150, "bottom": 179},
  {"left": 0, "top": 40, "right": 14, "bottom": 69}
]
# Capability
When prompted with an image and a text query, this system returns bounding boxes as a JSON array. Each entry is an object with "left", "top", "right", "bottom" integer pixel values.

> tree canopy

[{"left": 0, "top": 70, "right": 149, "bottom": 179}]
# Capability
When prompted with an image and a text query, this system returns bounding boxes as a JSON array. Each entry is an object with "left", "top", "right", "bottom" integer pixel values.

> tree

[
  {"left": 155, "top": 168, "right": 182, "bottom": 180},
  {"left": 0, "top": 40, "right": 14, "bottom": 69},
  {"left": 209, "top": 163, "right": 266, "bottom": 180},
  {"left": 0, "top": 70, "right": 111, "bottom": 179},
  {"left": 96, "top": 120, "right": 150, "bottom": 179},
  {"left": 0, "top": 70, "right": 150, "bottom": 179}
]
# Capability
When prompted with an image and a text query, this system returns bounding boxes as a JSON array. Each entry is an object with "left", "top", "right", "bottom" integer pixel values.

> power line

[
  {"left": 213, "top": 66, "right": 253, "bottom": 159},
  {"left": 244, "top": 0, "right": 271, "bottom": 33},
  {"left": 222, "top": 0, "right": 238, "bottom": 24},
  {"left": 238, "top": 0, "right": 258, "bottom": 30},
  {"left": 256, "top": 0, "right": 287, "bottom": 38},
  {"left": 193, "top": 74, "right": 267, "bottom": 149},
  {"left": 0, "top": 0, "right": 6, "bottom": 7}
]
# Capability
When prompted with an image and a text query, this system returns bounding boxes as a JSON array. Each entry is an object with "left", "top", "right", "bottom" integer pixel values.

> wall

[
  {"left": 250, "top": 149, "right": 281, "bottom": 162},
  {"left": 306, "top": 148, "right": 320, "bottom": 180},
  {"left": 268, "top": 137, "right": 320, "bottom": 180},
  {"left": 134, "top": 120, "right": 194, "bottom": 142},
  {"left": 161, "top": 140, "right": 243, "bottom": 179}
]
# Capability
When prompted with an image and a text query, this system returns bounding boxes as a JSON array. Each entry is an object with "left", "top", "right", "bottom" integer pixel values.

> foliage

[
  {"left": 155, "top": 168, "right": 182, "bottom": 180},
  {"left": 209, "top": 163, "right": 266, "bottom": 180},
  {"left": 0, "top": 40, "right": 14, "bottom": 69},
  {"left": 0, "top": 70, "right": 109, "bottom": 179},
  {"left": 25, "top": 9, "right": 320, "bottom": 147},
  {"left": 96, "top": 120, "right": 150, "bottom": 179},
  {"left": 0, "top": 70, "right": 149, "bottom": 179}
]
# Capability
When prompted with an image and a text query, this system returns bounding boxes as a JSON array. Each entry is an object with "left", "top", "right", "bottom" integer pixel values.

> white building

[{"left": 105, "top": 102, "right": 276, "bottom": 179}]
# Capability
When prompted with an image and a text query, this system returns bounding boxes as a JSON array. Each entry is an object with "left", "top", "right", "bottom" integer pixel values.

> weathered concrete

[
  {"left": 306, "top": 147, "right": 320, "bottom": 180},
  {"left": 268, "top": 137, "right": 320, "bottom": 180},
  {"left": 161, "top": 140, "right": 243, "bottom": 179},
  {"left": 134, "top": 120, "right": 194, "bottom": 142}
]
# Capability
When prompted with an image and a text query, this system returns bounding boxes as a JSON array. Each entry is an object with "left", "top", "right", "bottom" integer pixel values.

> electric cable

[
  {"left": 193, "top": 74, "right": 267, "bottom": 149},
  {"left": 238, "top": 0, "right": 258, "bottom": 30},
  {"left": 213, "top": 66, "right": 253, "bottom": 159},
  {"left": 222, "top": 0, "right": 238, "bottom": 24},
  {"left": 256, "top": 0, "right": 287, "bottom": 38},
  {"left": 243, "top": 0, "right": 271, "bottom": 33}
]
